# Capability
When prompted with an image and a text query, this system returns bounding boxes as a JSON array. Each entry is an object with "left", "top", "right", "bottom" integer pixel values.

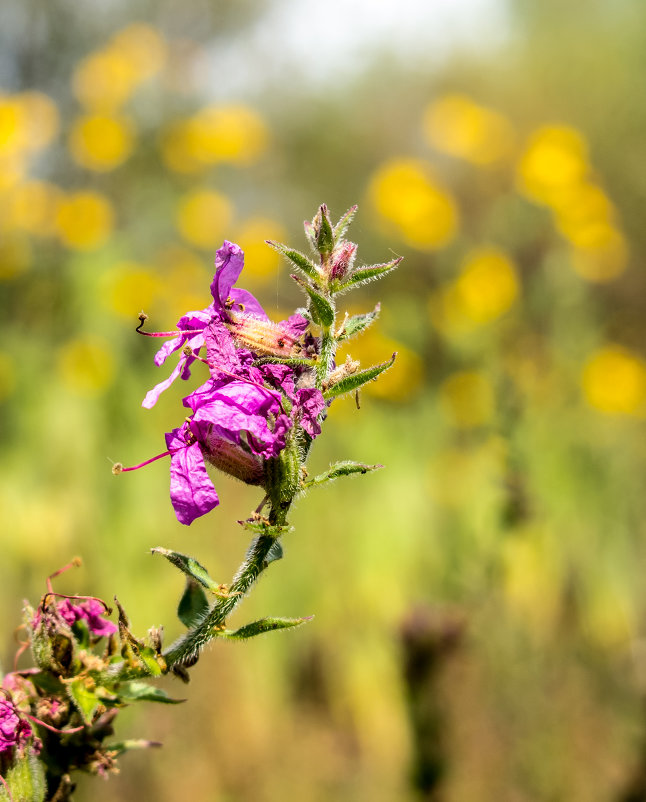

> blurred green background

[{"left": 2, "top": 0, "right": 646, "bottom": 799}]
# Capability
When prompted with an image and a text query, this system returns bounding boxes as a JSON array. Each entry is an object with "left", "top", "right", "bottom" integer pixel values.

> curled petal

[
  {"left": 295, "top": 388, "right": 326, "bottom": 437},
  {"left": 143, "top": 355, "right": 189, "bottom": 409}
]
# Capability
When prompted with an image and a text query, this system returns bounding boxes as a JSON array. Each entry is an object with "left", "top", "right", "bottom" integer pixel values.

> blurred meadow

[{"left": 2, "top": 0, "right": 646, "bottom": 799}]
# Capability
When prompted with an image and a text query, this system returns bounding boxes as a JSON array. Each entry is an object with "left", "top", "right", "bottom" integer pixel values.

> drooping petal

[
  {"left": 143, "top": 355, "right": 189, "bottom": 409},
  {"left": 279, "top": 313, "right": 309, "bottom": 337},
  {"left": 166, "top": 427, "right": 219, "bottom": 525},
  {"left": 295, "top": 387, "right": 326, "bottom": 437}
]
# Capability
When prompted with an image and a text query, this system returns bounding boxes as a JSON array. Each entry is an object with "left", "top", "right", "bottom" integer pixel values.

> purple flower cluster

[
  {"left": 57, "top": 598, "right": 118, "bottom": 637},
  {"left": 0, "top": 698, "right": 31, "bottom": 755},
  {"left": 129, "top": 241, "right": 325, "bottom": 526}
]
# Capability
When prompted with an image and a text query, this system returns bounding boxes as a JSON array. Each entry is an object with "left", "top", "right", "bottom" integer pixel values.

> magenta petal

[
  {"left": 296, "top": 388, "right": 326, "bottom": 437},
  {"left": 211, "top": 241, "right": 245, "bottom": 307},
  {"left": 280, "top": 313, "right": 309, "bottom": 337},
  {"left": 142, "top": 355, "right": 188, "bottom": 409},
  {"left": 166, "top": 429, "right": 219, "bottom": 525},
  {"left": 230, "top": 287, "right": 267, "bottom": 320}
]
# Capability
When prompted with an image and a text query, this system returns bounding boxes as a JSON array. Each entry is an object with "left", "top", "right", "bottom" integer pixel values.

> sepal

[
  {"left": 151, "top": 547, "right": 222, "bottom": 594},
  {"left": 290, "top": 274, "right": 335, "bottom": 326},
  {"left": 334, "top": 256, "right": 402, "bottom": 293},
  {"left": 117, "top": 681, "right": 185, "bottom": 705},
  {"left": 323, "top": 353, "right": 397, "bottom": 400},
  {"left": 303, "top": 461, "right": 383, "bottom": 489},
  {"left": 337, "top": 304, "right": 380, "bottom": 341},
  {"left": 313, "top": 204, "right": 334, "bottom": 257},
  {"left": 218, "top": 616, "right": 312, "bottom": 640},
  {"left": 333, "top": 204, "right": 358, "bottom": 241},
  {"left": 265, "top": 241, "right": 320, "bottom": 282}
]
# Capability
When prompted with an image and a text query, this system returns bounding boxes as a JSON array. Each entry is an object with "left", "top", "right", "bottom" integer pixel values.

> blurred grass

[{"left": 2, "top": 1, "right": 646, "bottom": 800}]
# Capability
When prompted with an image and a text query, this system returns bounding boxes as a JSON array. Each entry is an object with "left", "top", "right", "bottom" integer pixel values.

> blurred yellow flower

[
  {"left": 234, "top": 217, "right": 288, "bottom": 281},
  {"left": 57, "top": 336, "right": 115, "bottom": 397},
  {"left": 55, "top": 191, "right": 114, "bottom": 250},
  {"left": 102, "top": 263, "right": 162, "bottom": 319},
  {"left": 517, "top": 125, "right": 589, "bottom": 205},
  {"left": 7, "top": 181, "right": 61, "bottom": 236},
  {"left": 439, "top": 371, "right": 494, "bottom": 428},
  {"left": 569, "top": 224, "right": 628, "bottom": 283},
  {"left": 0, "top": 351, "right": 16, "bottom": 400},
  {"left": 552, "top": 181, "right": 614, "bottom": 236},
  {"left": 190, "top": 105, "right": 269, "bottom": 166},
  {"left": 583, "top": 584, "right": 636, "bottom": 649},
  {"left": 423, "top": 93, "right": 514, "bottom": 165},
  {"left": 110, "top": 23, "right": 166, "bottom": 81},
  {"left": 582, "top": 346, "right": 646, "bottom": 416},
  {"left": 455, "top": 247, "right": 519, "bottom": 323},
  {"left": 368, "top": 159, "right": 458, "bottom": 250},
  {"left": 68, "top": 113, "right": 135, "bottom": 171},
  {"left": 0, "top": 151, "right": 26, "bottom": 192},
  {"left": 73, "top": 49, "right": 140, "bottom": 111},
  {"left": 176, "top": 189, "right": 233, "bottom": 250},
  {"left": 0, "top": 96, "right": 24, "bottom": 155}
]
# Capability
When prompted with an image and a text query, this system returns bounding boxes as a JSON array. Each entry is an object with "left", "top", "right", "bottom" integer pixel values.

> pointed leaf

[
  {"left": 336, "top": 257, "right": 403, "bottom": 293},
  {"left": 220, "top": 616, "right": 312, "bottom": 640},
  {"left": 333, "top": 204, "right": 358, "bottom": 240},
  {"left": 138, "top": 646, "right": 163, "bottom": 677},
  {"left": 303, "top": 219, "right": 317, "bottom": 251},
  {"left": 67, "top": 677, "right": 101, "bottom": 724},
  {"left": 177, "top": 577, "right": 209, "bottom": 628},
  {"left": 118, "top": 680, "right": 185, "bottom": 705},
  {"left": 323, "top": 353, "right": 397, "bottom": 400},
  {"left": 265, "top": 540, "right": 284, "bottom": 565},
  {"left": 337, "top": 304, "right": 380, "bottom": 342},
  {"left": 303, "top": 461, "right": 383, "bottom": 488},
  {"left": 265, "top": 241, "right": 320, "bottom": 282},
  {"left": 290, "top": 274, "right": 334, "bottom": 326},
  {"left": 151, "top": 548, "right": 221, "bottom": 593},
  {"left": 315, "top": 204, "right": 335, "bottom": 256}
]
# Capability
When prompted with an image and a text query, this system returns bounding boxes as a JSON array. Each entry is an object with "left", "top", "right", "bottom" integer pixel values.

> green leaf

[
  {"left": 220, "top": 616, "right": 312, "bottom": 640},
  {"left": 265, "top": 540, "right": 284, "bottom": 565},
  {"left": 336, "top": 256, "right": 403, "bottom": 293},
  {"left": 177, "top": 577, "right": 209, "bottom": 628},
  {"left": 30, "top": 671, "right": 65, "bottom": 695},
  {"left": 151, "top": 548, "right": 221, "bottom": 593},
  {"left": 2, "top": 752, "right": 46, "bottom": 802},
  {"left": 138, "top": 646, "right": 163, "bottom": 677},
  {"left": 315, "top": 204, "right": 335, "bottom": 256},
  {"left": 332, "top": 204, "right": 358, "bottom": 240},
  {"left": 303, "top": 219, "right": 317, "bottom": 251},
  {"left": 67, "top": 677, "right": 101, "bottom": 724},
  {"left": 303, "top": 461, "right": 383, "bottom": 489},
  {"left": 118, "top": 680, "right": 185, "bottom": 705},
  {"left": 323, "top": 353, "right": 397, "bottom": 400},
  {"left": 290, "top": 274, "right": 334, "bottom": 327},
  {"left": 265, "top": 241, "right": 320, "bottom": 282},
  {"left": 337, "top": 304, "right": 380, "bottom": 342}
]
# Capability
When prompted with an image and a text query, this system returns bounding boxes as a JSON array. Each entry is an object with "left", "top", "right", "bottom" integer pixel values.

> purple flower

[
  {"left": 166, "top": 377, "right": 288, "bottom": 526},
  {"left": 57, "top": 598, "right": 118, "bottom": 637},
  {"left": 0, "top": 699, "right": 32, "bottom": 755},
  {"left": 142, "top": 241, "right": 309, "bottom": 408}
]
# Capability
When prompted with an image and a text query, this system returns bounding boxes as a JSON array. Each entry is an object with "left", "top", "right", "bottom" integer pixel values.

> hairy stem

[{"left": 163, "top": 503, "right": 291, "bottom": 670}]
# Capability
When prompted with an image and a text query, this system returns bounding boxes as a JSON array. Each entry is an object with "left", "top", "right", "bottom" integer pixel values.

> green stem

[
  {"left": 316, "top": 324, "right": 337, "bottom": 388},
  {"left": 163, "top": 503, "right": 292, "bottom": 670}
]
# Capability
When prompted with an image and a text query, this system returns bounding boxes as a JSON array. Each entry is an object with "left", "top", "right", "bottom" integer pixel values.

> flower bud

[{"left": 328, "top": 241, "right": 357, "bottom": 282}]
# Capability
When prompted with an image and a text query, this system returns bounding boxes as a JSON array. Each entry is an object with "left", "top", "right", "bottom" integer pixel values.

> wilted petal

[
  {"left": 143, "top": 356, "right": 188, "bottom": 409},
  {"left": 295, "top": 387, "right": 326, "bottom": 437},
  {"left": 166, "top": 427, "right": 219, "bottom": 525}
]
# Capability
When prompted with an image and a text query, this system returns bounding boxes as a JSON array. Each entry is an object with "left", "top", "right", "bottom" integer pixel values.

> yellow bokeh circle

[
  {"left": 55, "top": 191, "right": 114, "bottom": 251},
  {"left": 69, "top": 114, "right": 135, "bottom": 171},
  {"left": 368, "top": 158, "right": 458, "bottom": 251},
  {"left": 455, "top": 247, "right": 519, "bottom": 324},
  {"left": 57, "top": 336, "right": 115, "bottom": 397},
  {"left": 439, "top": 371, "right": 494, "bottom": 428},
  {"left": 582, "top": 346, "right": 646, "bottom": 416},
  {"left": 517, "top": 125, "right": 589, "bottom": 205},
  {"left": 176, "top": 189, "right": 233, "bottom": 250}
]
